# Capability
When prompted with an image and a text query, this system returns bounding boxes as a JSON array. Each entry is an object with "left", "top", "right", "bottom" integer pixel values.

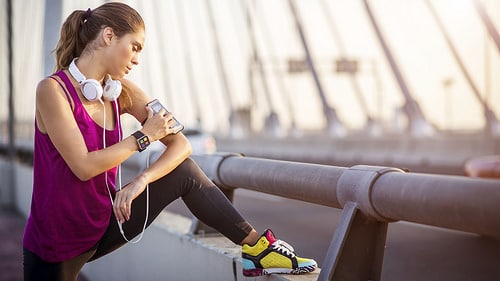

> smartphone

[{"left": 146, "top": 99, "right": 184, "bottom": 134}]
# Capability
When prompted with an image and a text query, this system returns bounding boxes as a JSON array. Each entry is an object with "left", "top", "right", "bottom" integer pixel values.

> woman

[{"left": 22, "top": 2, "right": 316, "bottom": 280}]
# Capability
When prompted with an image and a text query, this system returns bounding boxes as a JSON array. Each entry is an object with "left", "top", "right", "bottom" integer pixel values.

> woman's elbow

[
  {"left": 184, "top": 141, "right": 193, "bottom": 157},
  {"left": 69, "top": 164, "right": 96, "bottom": 182},
  {"left": 73, "top": 171, "right": 93, "bottom": 182},
  {"left": 176, "top": 134, "right": 192, "bottom": 157}
]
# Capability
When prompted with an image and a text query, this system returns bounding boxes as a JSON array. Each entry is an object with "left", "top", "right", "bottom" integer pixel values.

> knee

[
  {"left": 157, "top": 157, "right": 212, "bottom": 188},
  {"left": 173, "top": 157, "right": 205, "bottom": 177},
  {"left": 177, "top": 157, "right": 198, "bottom": 171}
]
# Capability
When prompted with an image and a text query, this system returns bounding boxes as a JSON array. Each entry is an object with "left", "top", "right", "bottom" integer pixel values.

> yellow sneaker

[{"left": 241, "top": 229, "right": 317, "bottom": 276}]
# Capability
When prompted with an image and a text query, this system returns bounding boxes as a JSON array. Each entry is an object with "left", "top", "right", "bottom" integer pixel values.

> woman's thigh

[
  {"left": 89, "top": 157, "right": 252, "bottom": 261},
  {"left": 89, "top": 158, "right": 208, "bottom": 260},
  {"left": 23, "top": 247, "right": 96, "bottom": 281}
]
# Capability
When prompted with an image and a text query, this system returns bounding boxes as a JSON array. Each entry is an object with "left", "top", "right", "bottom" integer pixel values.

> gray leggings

[{"left": 23, "top": 158, "right": 253, "bottom": 281}]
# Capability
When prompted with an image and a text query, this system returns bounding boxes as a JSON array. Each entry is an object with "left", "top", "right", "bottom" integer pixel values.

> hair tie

[{"left": 84, "top": 8, "right": 92, "bottom": 20}]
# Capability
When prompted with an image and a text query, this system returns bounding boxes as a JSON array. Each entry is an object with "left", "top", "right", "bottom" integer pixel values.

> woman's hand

[
  {"left": 140, "top": 107, "right": 179, "bottom": 142},
  {"left": 113, "top": 175, "right": 148, "bottom": 223}
]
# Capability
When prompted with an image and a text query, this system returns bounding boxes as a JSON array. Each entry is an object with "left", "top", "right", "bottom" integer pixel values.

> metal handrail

[
  {"left": 191, "top": 153, "right": 500, "bottom": 237},
  {"left": 188, "top": 152, "right": 500, "bottom": 281},
  {"left": 3, "top": 146, "right": 499, "bottom": 281}
]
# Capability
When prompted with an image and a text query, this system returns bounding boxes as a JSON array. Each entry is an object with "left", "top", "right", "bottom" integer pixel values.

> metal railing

[
  {"left": 187, "top": 152, "right": 500, "bottom": 281},
  {"left": 2, "top": 143, "right": 499, "bottom": 281}
]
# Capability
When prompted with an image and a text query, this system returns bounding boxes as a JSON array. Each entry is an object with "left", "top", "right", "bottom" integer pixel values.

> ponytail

[
  {"left": 53, "top": 3, "right": 144, "bottom": 71},
  {"left": 54, "top": 10, "right": 87, "bottom": 71}
]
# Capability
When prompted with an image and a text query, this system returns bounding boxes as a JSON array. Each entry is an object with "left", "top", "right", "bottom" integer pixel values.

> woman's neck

[{"left": 75, "top": 56, "right": 106, "bottom": 83}]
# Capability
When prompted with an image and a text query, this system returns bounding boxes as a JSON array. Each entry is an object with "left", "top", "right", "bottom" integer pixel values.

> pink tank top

[{"left": 23, "top": 70, "right": 122, "bottom": 262}]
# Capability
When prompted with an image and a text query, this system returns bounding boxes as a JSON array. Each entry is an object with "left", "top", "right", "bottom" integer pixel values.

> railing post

[
  {"left": 319, "top": 165, "right": 404, "bottom": 281},
  {"left": 319, "top": 201, "right": 387, "bottom": 281}
]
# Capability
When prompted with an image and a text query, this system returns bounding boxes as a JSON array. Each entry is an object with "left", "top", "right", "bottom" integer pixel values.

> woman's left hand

[{"left": 113, "top": 176, "right": 148, "bottom": 223}]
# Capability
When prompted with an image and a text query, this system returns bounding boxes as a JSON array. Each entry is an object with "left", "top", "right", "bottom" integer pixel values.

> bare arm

[
  {"left": 121, "top": 79, "right": 192, "bottom": 183},
  {"left": 36, "top": 75, "right": 173, "bottom": 181},
  {"left": 37, "top": 76, "right": 190, "bottom": 222},
  {"left": 113, "top": 79, "right": 192, "bottom": 222},
  {"left": 36, "top": 77, "right": 144, "bottom": 181}
]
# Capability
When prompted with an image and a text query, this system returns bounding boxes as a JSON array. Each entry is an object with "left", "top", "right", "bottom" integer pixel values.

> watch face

[{"left": 138, "top": 135, "right": 150, "bottom": 150}]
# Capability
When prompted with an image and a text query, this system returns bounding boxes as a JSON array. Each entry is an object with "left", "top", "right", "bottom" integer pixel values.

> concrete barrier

[{"left": 81, "top": 210, "right": 320, "bottom": 281}]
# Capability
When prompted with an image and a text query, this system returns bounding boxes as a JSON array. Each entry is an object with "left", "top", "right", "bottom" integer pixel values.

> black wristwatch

[{"left": 132, "top": 130, "right": 150, "bottom": 152}]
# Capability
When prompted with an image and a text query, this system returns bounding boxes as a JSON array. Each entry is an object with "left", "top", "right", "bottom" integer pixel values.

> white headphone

[{"left": 68, "top": 58, "right": 122, "bottom": 101}]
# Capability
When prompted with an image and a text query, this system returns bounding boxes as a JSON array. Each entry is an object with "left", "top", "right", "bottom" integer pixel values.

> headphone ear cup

[
  {"left": 81, "top": 79, "right": 103, "bottom": 101},
  {"left": 103, "top": 79, "right": 122, "bottom": 101}
]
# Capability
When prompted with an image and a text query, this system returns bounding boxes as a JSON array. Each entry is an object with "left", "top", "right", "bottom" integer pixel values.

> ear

[{"left": 102, "top": 27, "right": 114, "bottom": 46}]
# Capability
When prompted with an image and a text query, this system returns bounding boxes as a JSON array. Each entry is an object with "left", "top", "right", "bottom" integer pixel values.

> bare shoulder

[
  {"left": 35, "top": 75, "right": 75, "bottom": 133},
  {"left": 36, "top": 76, "right": 60, "bottom": 96},
  {"left": 36, "top": 76, "right": 69, "bottom": 107},
  {"left": 121, "top": 79, "right": 151, "bottom": 104},
  {"left": 120, "top": 79, "right": 151, "bottom": 119}
]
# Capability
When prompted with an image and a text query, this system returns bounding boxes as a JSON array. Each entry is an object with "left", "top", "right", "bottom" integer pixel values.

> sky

[{"left": 1, "top": 0, "right": 499, "bottom": 136}]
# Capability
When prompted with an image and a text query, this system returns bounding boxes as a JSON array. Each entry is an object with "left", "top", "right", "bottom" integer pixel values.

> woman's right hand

[
  {"left": 113, "top": 175, "right": 148, "bottom": 223},
  {"left": 140, "top": 106, "right": 176, "bottom": 141}
]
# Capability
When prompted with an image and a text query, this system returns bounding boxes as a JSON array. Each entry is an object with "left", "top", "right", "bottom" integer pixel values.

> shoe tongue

[{"left": 264, "top": 229, "right": 276, "bottom": 244}]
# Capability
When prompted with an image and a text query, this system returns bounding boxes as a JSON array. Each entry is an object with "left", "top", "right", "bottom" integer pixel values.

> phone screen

[{"left": 150, "top": 101, "right": 166, "bottom": 114}]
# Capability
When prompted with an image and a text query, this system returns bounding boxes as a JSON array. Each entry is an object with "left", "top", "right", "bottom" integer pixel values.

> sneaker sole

[{"left": 243, "top": 265, "right": 316, "bottom": 277}]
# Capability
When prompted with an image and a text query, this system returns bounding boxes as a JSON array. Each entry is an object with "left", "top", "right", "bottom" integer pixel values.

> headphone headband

[
  {"left": 68, "top": 58, "right": 86, "bottom": 84},
  {"left": 67, "top": 57, "right": 122, "bottom": 101}
]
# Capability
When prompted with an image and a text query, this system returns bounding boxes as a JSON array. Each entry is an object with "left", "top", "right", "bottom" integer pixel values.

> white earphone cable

[
  {"left": 70, "top": 60, "right": 150, "bottom": 240},
  {"left": 117, "top": 151, "right": 150, "bottom": 244},
  {"left": 103, "top": 98, "right": 149, "bottom": 244}
]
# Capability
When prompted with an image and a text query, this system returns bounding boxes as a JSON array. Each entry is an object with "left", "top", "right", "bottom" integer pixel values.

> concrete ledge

[{"left": 82, "top": 211, "right": 320, "bottom": 281}]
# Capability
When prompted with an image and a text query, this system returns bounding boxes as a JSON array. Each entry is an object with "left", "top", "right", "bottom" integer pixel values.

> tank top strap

[
  {"left": 49, "top": 71, "right": 73, "bottom": 106},
  {"left": 51, "top": 70, "right": 121, "bottom": 115},
  {"left": 50, "top": 70, "right": 121, "bottom": 136},
  {"left": 53, "top": 70, "right": 83, "bottom": 108}
]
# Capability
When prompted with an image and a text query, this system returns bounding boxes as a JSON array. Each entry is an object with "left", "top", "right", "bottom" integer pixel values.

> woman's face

[{"left": 106, "top": 28, "right": 145, "bottom": 78}]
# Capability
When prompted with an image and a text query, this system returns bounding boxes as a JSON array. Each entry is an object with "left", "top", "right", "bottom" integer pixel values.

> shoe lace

[{"left": 271, "top": 239, "right": 296, "bottom": 258}]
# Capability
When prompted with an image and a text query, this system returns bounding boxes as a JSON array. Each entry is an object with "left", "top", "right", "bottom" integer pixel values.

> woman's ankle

[{"left": 240, "top": 229, "right": 260, "bottom": 246}]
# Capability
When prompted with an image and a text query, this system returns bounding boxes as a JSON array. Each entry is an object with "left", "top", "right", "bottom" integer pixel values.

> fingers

[
  {"left": 142, "top": 108, "right": 178, "bottom": 139},
  {"left": 113, "top": 191, "right": 131, "bottom": 224},
  {"left": 165, "top": 113, "right": 175, "bottom": 126},
  {"left": 145, "top": 106, "right": 154, "bottom": 119},
  {"left": 155, "top": 112, "right": 175, "bottom": 136}
]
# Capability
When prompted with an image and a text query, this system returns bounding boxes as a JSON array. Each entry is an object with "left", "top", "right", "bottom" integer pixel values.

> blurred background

[
  {"left": 1, "top": 1, "right": 500, "bottom": 280},
  {"left": 1, "top": 0, "right": 499, "bottom": 139}
]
